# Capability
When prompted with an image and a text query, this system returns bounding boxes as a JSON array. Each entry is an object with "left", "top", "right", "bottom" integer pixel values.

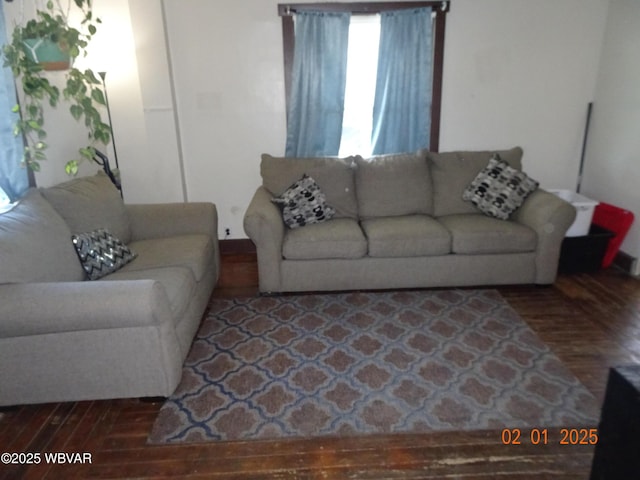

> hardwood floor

[{"left": 2, "top": 250, "right": 639, "bottom": 479}]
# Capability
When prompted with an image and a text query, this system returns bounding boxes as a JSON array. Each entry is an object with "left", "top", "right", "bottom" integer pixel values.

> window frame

[{"left": 278, "top": 1, "right": 450, "bottom": 152}]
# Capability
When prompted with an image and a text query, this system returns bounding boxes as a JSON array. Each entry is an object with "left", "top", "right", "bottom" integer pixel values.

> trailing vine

[{"left": 2, "top": 0, "right": 111, "bottom": 175}]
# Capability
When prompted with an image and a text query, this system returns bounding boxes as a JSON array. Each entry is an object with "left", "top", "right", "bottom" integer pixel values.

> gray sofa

[
  {"left": 0, "top": 173, "right": 220, "bottom": 406},
  {"left": 244, "top": 147, "right": 576, "bottom": 293}
]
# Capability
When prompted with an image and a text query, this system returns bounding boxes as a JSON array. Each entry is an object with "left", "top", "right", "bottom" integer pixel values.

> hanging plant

[{"left": 2, "top": 0, "right": 111, "bottom": 175}]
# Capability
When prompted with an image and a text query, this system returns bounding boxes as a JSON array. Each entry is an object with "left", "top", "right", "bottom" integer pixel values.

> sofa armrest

[
  {"left": 512, "top": 189, "right": 576, "bottom": 283},
  {"left": 126, "top": 202, "right": 218, "bottom": 241},
  {"left": 243, "top": 186, "right": 285, "bottom": 292},
  {"left": 0, "top": 280, "right": 173, "bottom": 339}
]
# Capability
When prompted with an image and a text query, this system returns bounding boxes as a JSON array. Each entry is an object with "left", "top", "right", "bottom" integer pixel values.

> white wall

[
  {"left": 5, "top": 0, "right": 612, "bottom": 242},
  {"left": 88, "top": 0, "right": 150, "bottom": 204},
  {"left": 581, "top": 0, "right": 640, "bottom": 274},
  {"left": 127, "top": 0, "right": 185, "bottom": 204},
  {"left": 439, "top": 0, "right": 609, "bottom": 188},
  {"left": 140, "top": 0, "right": 609, "bottom": 238},
  {"left": 161, "top": 0, "right": 287, "bottom": 238}
]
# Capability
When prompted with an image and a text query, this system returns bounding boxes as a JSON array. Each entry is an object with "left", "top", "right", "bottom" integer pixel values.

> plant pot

[{"left": 22, "top": 38, "right": 71, "bottom": 71}]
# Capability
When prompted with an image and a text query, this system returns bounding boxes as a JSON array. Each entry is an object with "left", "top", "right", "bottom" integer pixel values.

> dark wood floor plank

[
  {"left": 81, "top": 443, "right": 595, "bottom": 479},
  {"left": 0, "top": 404, "right": 48, "bottom": 453},
  {"left": 1, "top": 254, "right": 638, "bottom": 479},
  {"left": 19, "top": 402, "right": 95, "bottom": 480}
]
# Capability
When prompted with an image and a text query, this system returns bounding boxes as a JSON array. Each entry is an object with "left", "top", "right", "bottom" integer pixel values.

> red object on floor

[{"left": 591, "top": 202, "right": 635, "bottom": 268}]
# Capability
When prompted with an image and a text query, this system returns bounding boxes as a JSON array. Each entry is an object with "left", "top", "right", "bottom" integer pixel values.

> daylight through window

[
  {"left": 280, "top": 2, "right": 449, "bottom": 155},
  {"left": 339, "top": 15, "right": 380, "bottom": 157}
]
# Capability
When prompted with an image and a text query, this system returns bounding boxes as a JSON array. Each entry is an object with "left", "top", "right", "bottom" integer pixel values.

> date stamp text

[{"left": 501, "top": 428, "right": 598, "bottom": 446}]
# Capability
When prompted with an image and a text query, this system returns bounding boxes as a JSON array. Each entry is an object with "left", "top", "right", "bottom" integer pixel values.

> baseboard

[
  {"left": 219, "top": 238, "right": 256, "bottom": 255},
  {"left": 612, "top": 250, "right": 638, "bottom": 276}
]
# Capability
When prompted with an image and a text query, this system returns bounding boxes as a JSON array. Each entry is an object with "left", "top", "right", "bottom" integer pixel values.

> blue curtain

[
  {"left": 371, "top": 8, "right": 433, "bottom": 155},
  {"left": 0, "top": 4, "right": 28, "bottom": 201},
  {"left": 285, "top": 11, "right": 350, "bottom": 157}
]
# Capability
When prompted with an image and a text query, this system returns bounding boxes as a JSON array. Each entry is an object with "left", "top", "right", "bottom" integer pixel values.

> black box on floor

[
  {"left": 558, "top": 225, "right": 615, "bottom": 273},
  {"left": 590, "top": 366, "right": 640, "bottom": 479}
]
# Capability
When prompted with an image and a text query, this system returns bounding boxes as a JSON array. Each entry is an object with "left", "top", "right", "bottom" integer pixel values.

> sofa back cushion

[
  {"left": 355, "top": 152, "right": 433, "bottom": 218},
  {"left": 40, "top": 172, "right": 131, "bottom": 242},
  {"left": 261, "top": 154, "right": 358, "bottom": 219},
  {"left": 428, "top": 147, "right": 524, "bottom": 217},
  {"left": 0, "top": 189, "right": 85, "bottom": 283}
]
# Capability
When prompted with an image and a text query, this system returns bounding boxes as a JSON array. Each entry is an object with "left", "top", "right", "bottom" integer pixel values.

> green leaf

[
  {"left": 84, "top": 69, "right": 100, "bottom": 83},
  {"left": 91, "top": 88, "right": 106, "bottom": 105},
  {"left": 70, "top": 104, "right": 83, "bottom": 120},
  {"left": 65, "top": 160, "right": 79, "bottom": 176},
  {"left": 5, "top": 0, "right": 108, "bottom": 176},
  {"left": 79, "top": 147, "right": 95, "bottom": 160},
  {"left": 95, "top": 127, "right": 110, "bottom": 145}
]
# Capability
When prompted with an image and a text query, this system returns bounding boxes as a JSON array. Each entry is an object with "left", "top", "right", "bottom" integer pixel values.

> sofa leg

[
  {"left": 0, "top": 405, "right": 20, "bottom": 412},
  {"left": 139, "top": 396, "right": 167, "bottom": 404}
]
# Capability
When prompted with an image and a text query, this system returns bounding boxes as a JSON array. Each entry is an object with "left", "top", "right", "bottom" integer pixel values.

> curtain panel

[
  {"left": 285, "top": 11, "right": 351, "bottom": 158},
  {"left": 371, "top": 8, "right": 433, "bottom": 155},
  {"left": 0, "top": 4, "right": 28, "bottom": 202}
]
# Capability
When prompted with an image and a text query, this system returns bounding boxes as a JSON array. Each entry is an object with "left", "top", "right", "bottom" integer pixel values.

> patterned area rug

[{"left": 148, "top": 290, "right": 599, "bottom": 444}]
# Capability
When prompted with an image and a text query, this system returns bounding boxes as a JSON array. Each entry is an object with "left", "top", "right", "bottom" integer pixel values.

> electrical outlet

[{"left": 225, "top": 228, "right": 231, "bottom": 237}]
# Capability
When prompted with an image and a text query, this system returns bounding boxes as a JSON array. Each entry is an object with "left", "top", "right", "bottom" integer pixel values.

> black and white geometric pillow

[
  {"left": 463, "top": 154, "right": 539, "bottom": 220},
  {"left": 72, "top": 228, "right": 137, "bottom": 280},
  {"left": 271, "top": 174, "right": 336, "bottom": 229}
]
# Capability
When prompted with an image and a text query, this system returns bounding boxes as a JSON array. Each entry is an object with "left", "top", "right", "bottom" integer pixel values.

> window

[
  {"left": 339, "top": 15, "right": 380, "bottom": 157},
  {"left": 279, "top": 2, "right": 449, "bottom": 155},
  {"left": 0, "top": 4, "right": 31, "bottom": 203}
]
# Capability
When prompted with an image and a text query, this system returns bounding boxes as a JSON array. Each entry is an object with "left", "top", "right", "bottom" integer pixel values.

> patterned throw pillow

[
  {"left": 463, "top": 154, "right": 539, "bottom": 220},
  {"left": 72, "top": 229, "right": 137, "bottom": 280},
  {"left": 272, "top": 174, "right": 336, "bottom": 229}
]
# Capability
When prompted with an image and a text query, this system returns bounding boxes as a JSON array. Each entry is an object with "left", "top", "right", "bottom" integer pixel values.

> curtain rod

[{"left": 279, "top": 2, "right": 449, "bottom": 17}]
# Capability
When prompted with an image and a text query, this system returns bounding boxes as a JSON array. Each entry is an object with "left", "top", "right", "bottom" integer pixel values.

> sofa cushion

[
  {"left": 283, "top": 218, "right": 367, "bottom": 260},
  {"left": 428, "top": 147, "right": 524, "bottom": 217},
  {"left": 438, "top": 214, "right": 537, "bottom": 254},
  {"left": 355, "top": 152, "right": 433, "bottom": 218},
  {"left": 124, "top": 234, "right": 213, "bottom": 282},
  {"left": 361, "top": 215, "right": 451, "bottom": 257},
  {"left": 463, "top": 155, "right": 539, "bottom": 220},
  {"left": 0, "top": 189, "right": 85, "bottom": 283},
  {"left": 102, "top": 266, "right": 196, "bottom": 317},
  {"left": 272, "top": 174, "right": 335, "bottom": 229},
  {"left": 72, "top": 229, "right": 138, "bottom": 280},
  {"left": 261, "top": 154, "right": 358, "bottom": 219},
  {"left": 40, "top": 172, "right": 131, "bottom": 243}
]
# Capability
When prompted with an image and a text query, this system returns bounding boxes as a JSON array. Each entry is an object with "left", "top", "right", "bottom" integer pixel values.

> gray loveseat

[
  {"left": 0, "top": 173, "right": 219, "bottom": 406},
  {"left": 244, "top": 147, "right": 576, "bottom": 293}
]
